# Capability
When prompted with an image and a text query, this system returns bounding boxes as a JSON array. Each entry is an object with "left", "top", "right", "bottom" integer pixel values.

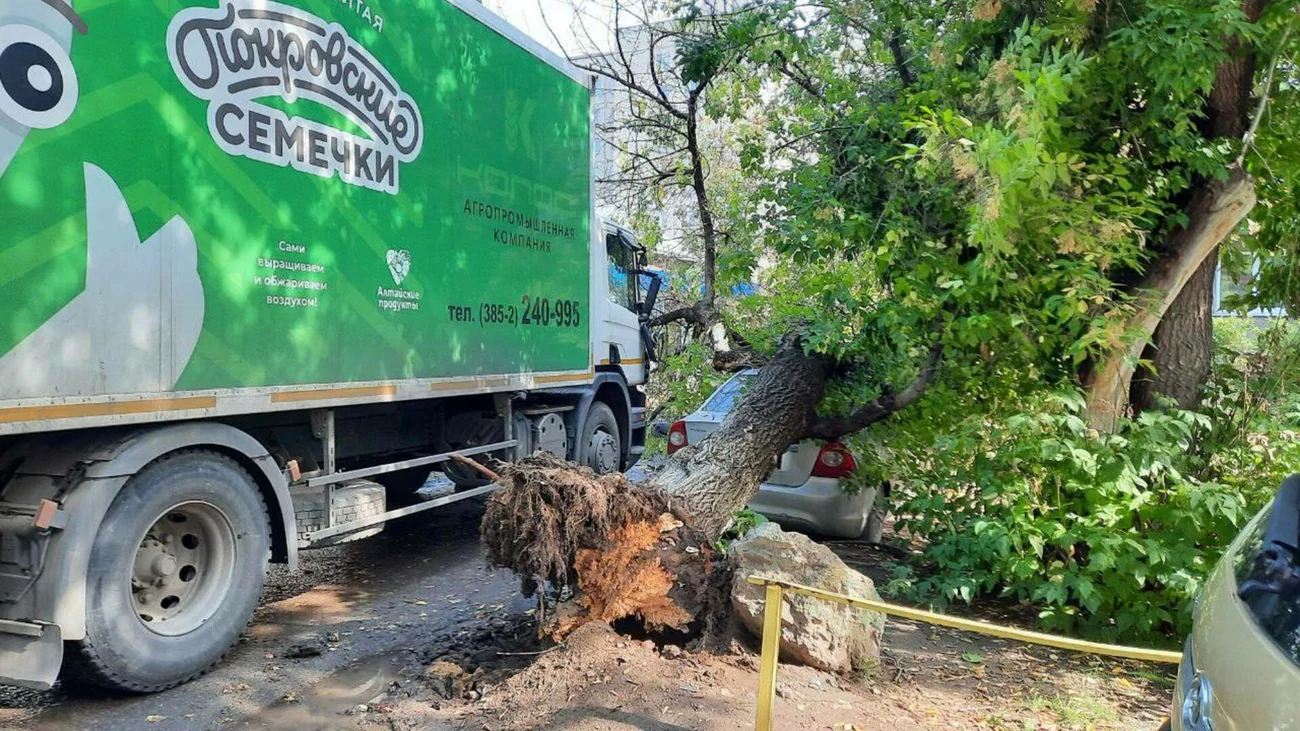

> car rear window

[
  {"left": 702, "top": 374, "right": 754, "bottom": 414},
  {"left": 1234, "top": 504, "right": 1300, "bottom": 668}
]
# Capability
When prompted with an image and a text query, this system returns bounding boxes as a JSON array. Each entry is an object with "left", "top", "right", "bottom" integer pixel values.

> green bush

[{"left": 870, "top": 319, "right": 1300, "bottom": 644}]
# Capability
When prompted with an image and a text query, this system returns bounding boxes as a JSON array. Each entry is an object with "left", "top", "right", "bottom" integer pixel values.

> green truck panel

[{"left": 0, "top": 0, "right": 592, "bottom": 401}]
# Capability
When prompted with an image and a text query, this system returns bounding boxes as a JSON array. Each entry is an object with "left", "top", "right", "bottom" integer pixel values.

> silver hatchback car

[{"left": 666, "top": 370, "right": 881, "bottom": 540}]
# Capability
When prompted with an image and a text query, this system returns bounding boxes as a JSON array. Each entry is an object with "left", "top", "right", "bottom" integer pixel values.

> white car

[{"left": 666, "top": 370, "right": 882, "bottom": 540}]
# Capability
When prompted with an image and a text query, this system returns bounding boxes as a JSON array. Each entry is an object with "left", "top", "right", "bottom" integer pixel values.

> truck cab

[{"left": 597, "top": 221, "right": 658, "bottom": 388}]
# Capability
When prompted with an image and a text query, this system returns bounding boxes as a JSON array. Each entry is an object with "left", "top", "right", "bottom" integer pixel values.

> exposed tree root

[{"left": 481, "top": 454, "right": 724, "bottom": 639}]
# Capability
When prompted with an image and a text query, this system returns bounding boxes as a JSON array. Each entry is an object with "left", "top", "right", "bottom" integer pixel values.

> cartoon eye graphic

[{"left": 0, "top": 24, "right": 79, "bottom": 130}]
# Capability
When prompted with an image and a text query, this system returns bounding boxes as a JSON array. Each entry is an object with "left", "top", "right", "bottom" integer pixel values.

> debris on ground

[
  {"left": 361, "top": 618, "right": 1171, "bottom": 731},
  {"left": 283, "top": 641, "right": 325, "bottom": 659},
  {"left": 423, "top": 660, "right": 467, "bottom": 700},
  {"left": 729, "top": 522, "right": 886, "bottom": 673}
]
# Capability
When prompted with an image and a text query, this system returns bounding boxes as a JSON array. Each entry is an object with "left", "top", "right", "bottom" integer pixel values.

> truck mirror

[{"left": 638, "top": 272, "right": 662, "bottom": 321}]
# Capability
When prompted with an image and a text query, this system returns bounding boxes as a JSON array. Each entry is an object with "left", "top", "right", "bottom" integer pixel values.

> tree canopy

[{"left": 578, "top": 0, "right": 1300, "bottom": 640}]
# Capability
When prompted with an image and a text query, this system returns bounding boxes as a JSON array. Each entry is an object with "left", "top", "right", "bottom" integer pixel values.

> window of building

[{"left": 1214, "top": 259, "right": 1287, "bottom": 318}]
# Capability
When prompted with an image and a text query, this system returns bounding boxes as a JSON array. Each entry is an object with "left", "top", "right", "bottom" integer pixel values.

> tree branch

[
  {"left": 449, "top": 453, "right": 501, "bottom": 483},
  {"left": 772, "top": 49, "right": 824, "bottom": 100},
  {"left": 888, "top": 27, "right": 914, "bottom": 88},
  {"left": 1238, "top": 22, "right": 1291, "bottom": 165},
  {"left": 803, "top": 342, "right": 944, "bottom": 441},
  {"left": 650, "top": 304, "right": 706, "bottom": 327}
]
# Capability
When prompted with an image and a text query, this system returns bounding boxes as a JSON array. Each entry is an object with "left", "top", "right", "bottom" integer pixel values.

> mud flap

[{"left": 0, "top": 623, "right": 62, "bottom": 690}]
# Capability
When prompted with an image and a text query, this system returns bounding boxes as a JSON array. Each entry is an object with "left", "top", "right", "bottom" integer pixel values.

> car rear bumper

[{"left": 749, "top": 477, "right": 875, "bottom": 539}]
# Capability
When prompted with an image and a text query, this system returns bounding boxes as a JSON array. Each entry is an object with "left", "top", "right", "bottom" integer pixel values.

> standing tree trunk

[
  {"left": 1085, "top": 168, "right": 1255, "bottom": 431},
  {"left": 1130, "top": 250, "right": 1218, "bottom": 413},
  {"left": 686, "top": 96, "right": 718, "bottom": 315},
  {"left": 1084, "top": 0, "right": 1267, "bottom": 430}
]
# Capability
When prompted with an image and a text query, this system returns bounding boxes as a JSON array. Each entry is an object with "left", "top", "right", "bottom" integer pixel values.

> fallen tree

[
  {"left": 481, "top": 335, "right": 939, "bottom": 638},
  {"left": 475, "top": 0, "right": 1297, "bottom": 649}
]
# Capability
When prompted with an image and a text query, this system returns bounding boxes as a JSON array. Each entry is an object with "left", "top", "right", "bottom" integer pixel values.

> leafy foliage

[
  {"left": 713, "top": 508, "right": 769, "bottom": 551},
  {"left": 624, "top": 0, "right": 1297, "bottom": 642},
  {"left": 870, "top": 321, "right": 1300, "bottom": 642}
]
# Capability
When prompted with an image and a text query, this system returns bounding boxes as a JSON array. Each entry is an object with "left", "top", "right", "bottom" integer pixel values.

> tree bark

[
  {"left": 1129, "top": 249, "right": 1217, "bottom": 413},
  {"left": 1085, "top": 167, "right": 1255, "bottom": 431},
  {"left": 656, "top": 336, "right": 944, "bottom": 534},
  {"left": 1124, "top": 0, "right": 1267, "bottom": 416},
  {"left": 656, "top": 337, "right": 828, "bottom": 536},
  {"left": 1085, "top": 0, "right": 1269, "bottom": 429},
  {"left": 686, "top": 96, "right": 718, "bottom": 312}
]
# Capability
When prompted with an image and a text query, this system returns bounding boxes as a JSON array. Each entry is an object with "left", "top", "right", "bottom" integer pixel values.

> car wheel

[
  {"left": 64, "top": 450, "right": 270, "bottom": 692},
  {"left": 578, "top": 402, "right": 621, "bottom": 475},
  {"left": 863, "top": 508, "right": 884, "bottom": 544}
]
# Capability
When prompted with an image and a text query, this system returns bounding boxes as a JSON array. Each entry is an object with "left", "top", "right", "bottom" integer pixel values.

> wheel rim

[
  {"left": 128, "top": 501, "right": 238, "bottom": 637},
  {"left": 587, "top": 428, "right": 620, "bottom": 474}
]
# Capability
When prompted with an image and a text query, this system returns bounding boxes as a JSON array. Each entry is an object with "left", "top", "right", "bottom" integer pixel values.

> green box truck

[{"left": 0, "top": 0, "right": 658, "bottom": 691}]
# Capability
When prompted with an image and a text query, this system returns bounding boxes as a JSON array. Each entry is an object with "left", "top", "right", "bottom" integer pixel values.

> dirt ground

[
  {"left": 240, "top": 511, "right": 1176, "bottom": 731},
  {"left": 3, "top": 494, "right": 1176, "bottom": 731},
  {"left": 326, "top": 517, "right": 1175, "bottom": 731},
  {"left": 325, "top": 532, "right": 1173, "bottom": 731},
  {"left": 342, "top": 610, "right": 1172, "bottom": 731}
]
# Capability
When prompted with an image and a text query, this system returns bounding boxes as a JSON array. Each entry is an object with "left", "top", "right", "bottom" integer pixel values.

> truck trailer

[{"left": 0, "top": 0, "right": 657, "bottom": 691}]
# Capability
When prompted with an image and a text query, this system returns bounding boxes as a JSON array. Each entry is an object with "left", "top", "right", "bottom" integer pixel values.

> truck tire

[
  {"left": 578, "top": 402, "right": 621, "bottom": 475},
  {"left": 374, "top": 467, "right": 431, "bottom": 501},
  {"left": 64, "top": 450, "right": 271, "bottom": 693},
  {"left": 443, "top": 459, "right": 490, "bottom": 490}
]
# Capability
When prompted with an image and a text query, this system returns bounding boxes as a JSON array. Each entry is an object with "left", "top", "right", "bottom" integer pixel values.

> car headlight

[{"left": 1181, "top": 670, "right": 1215, "bottom": 731}]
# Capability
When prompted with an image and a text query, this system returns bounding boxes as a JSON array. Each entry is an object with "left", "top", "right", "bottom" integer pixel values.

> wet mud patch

[{"left": 407, "top": 611, "right": 546, "bottom": 701}]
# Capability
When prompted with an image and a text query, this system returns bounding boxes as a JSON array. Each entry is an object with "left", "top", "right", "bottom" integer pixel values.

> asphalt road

[{"left": 1, "top": 493, "right": 531, "bottom": 731}]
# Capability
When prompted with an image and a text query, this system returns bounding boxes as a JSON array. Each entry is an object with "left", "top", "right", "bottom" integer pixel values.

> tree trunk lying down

[
  {"left": 481, "top": 336, "right": 933, "bottom": 638},
  {"left": 481, "top": 341, "right": 830, "bottom": 637},
  {"left": 656, "top": 339, "right": 829, "bottom": 536}
]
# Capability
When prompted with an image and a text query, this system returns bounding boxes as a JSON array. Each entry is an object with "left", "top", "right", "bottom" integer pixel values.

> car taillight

[
  {"left": 666, "top": 421, "right": 689, "bottom": 454},
  {"left": 812, "top": 442, "right": 857, "bottom": 479}
]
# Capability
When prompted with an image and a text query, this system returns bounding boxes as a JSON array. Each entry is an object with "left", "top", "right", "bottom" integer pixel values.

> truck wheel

[
  {"left": 375, "top": 468, "right": 431, "bottom": 501},
  {"left": 443, "top": 460, "right": 490, "bottom": 490},
  {"left": 578, "top": 402, "right": 621, "bottom": 475},
  {"left": 64, "top": 450, "right": 270, "bottom": 693}
]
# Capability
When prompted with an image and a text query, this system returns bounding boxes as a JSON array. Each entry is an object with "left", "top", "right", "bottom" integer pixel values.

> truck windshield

[{"left": 1235, "top": 489, "right": 1300, "bottom": 669}]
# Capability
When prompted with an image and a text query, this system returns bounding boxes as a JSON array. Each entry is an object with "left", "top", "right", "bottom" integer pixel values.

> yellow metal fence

[{"left": 746, "top": 576, "right": 1183, "bottom": 731}]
